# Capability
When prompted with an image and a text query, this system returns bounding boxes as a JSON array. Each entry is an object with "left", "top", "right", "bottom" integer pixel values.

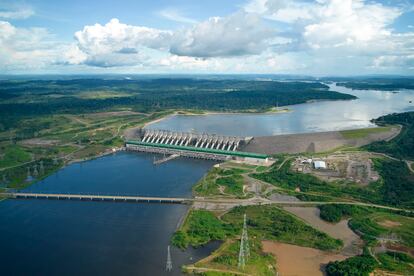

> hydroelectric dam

[{"left": 125, "top": 129, "right": 270, "bottom": 164}]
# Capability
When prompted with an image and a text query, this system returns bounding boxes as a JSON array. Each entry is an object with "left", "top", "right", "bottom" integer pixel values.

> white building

[{"left": 313, "top": 160, "right": 327, "bottom": 169}]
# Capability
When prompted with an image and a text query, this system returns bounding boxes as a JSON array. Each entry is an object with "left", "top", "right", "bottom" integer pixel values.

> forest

[
  {"left": 326, "top": 77, "right": 414, "bottom": 91},
  {"left": 0, "top": 78, "right": 355, "bottom": 130},
  {"left": 364, "top": 111, "right": 414, "bottom": 160}
]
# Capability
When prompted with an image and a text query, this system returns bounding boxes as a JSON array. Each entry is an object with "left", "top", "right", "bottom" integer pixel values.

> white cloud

[
  {"left": 170, "top": 12, "right": 274, "bottom": 57},
  {"left": 0, "top": 4, "right": 34, "bottom": 19},
  {"left": 0, "top": 21, "right": 65, "bottom": 72},
  {"left": 373, "top": 55, "right": 414, "bottom": 70},
  {"left": 72, "top": 18, "right": 172, "bottom": 67},
  {"left": 70, "top": 14, "right": 275, "bottom": 67},
  {"left": 158, "top": 8, "right": 197, "bottom": 24},
  {"left": 75, "top": 18, "right": 171, "bottom": 54},
  {"left": 242, "top": 0, "right": 413, "bottom": 74},
  {"left": 244, "top": 0, "right": 313, "bottom": 23},
  {"left": 1, "top": 1, "right": 413, "bottom": 74},
  {"left": 303, "top": 0, "right": 401, "bottom": 49}
]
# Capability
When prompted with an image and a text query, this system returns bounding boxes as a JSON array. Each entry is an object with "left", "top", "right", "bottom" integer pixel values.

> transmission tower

[
  {"left": 166, "top": 245, "right": 173, "bottom": 272},
  {"left": 27, "top": 167, "right": 31, "bottom": 179},
  {"left": 238, "top": 213, "right": 250, "bottom": 269},
  {"left": 39, "top": 161, "right": 44, "bottom": 175},
  {"left": 32, "top": 165, "right": 38, "bottom": 177}
]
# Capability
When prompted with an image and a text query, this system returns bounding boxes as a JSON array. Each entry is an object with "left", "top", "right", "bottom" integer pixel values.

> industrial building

[{"left": 313, "top": 160, "right": 327, "bottom": 169}]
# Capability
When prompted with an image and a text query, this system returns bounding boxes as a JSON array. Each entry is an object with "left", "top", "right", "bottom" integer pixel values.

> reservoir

[
  {"left": 0, "top": 152, "right": 217, "bottom": 275},
  {"left": 147, "top": 84, "right": 414, "bottom": 136}
]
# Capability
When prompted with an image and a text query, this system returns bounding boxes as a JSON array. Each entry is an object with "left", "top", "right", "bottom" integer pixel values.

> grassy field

[
  {"left": 340, "top": 127, "right": 392, "bottom": 139},
  {"left": 193, "top": 167, "right": 252, "bottom": 198},
  {"left": 0, "top": 145, "right": 32, "bottom": 169},
  {"left": 172, "top": 210, "right": 236, "bottom": 249},
  {"left": 189, "top": 238, "right": 276, "bottom": 276},
  {"left": 223, "top": 205, "right": 343, "bottom": 251},
  {"left": 377, "top": 252, "right": 414, "bottom": 275},
  {"left": 351, "top": 211, "right": 414, "bottom": 248},
  {"left": 173, "top": 206, "right": 342, "bottom": 251}
]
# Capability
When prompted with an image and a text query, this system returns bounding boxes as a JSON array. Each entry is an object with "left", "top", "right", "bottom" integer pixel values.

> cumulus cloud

[
  {"left": 242, "top": 0, "right": 413, "bottom": 73},
  {"left": 303, "top": 0, "right": 401, "bottom": 50},
  {"left": 0, "top": 21, "right": 65, "bottom": 72},
  {"left": 70, "top": 14, "right": 275, "bottom": 67},
  {"left": 245, "top": 0, "right": 402, "bottom": 49},
  {"left": 71, "top": 18, "right": 172, "bottom": 67},
  {"left": 170, "top": 12, "right": 274, "bottom": 57},
  {"left": 64, "top": 2, "right": 411, "bottom": 72}
]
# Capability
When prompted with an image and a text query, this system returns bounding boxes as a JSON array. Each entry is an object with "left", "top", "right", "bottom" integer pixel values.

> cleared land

[{"left": 292, "top": 152, "right": 380, "bottom": 185}]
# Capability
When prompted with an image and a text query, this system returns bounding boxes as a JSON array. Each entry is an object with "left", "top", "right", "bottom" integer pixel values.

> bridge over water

[
  {"left": 1, "top": 192, "right": 411, "bottom": 213},
  {"left": 2, "top": 192, "right": 189, "bottom": 204}
]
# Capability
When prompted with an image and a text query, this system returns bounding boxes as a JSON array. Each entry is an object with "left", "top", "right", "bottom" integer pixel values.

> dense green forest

[
  {"left": 364, "top": 112, "right": 414, "bottom": 160},
  {"left": 326, "top": 254, "right": 377, "bottom": 276},
  {"left": 372, "top": 159, "right": 414, "bottom": 208},
  {"left": 0, "top": 78, "right": 355, "bottom": 130}
]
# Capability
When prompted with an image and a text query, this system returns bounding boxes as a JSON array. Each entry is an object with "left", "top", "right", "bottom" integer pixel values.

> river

[
  {"left": 146, "top": 84, "right": 414, "bottom": 136},
  {"left": 0, "top": 152, "right": 218, "bottom": 275}
]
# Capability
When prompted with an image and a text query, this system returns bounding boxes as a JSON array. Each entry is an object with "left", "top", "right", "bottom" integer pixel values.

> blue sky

[{"left": 1, "top": 0, "right": 413, "bottom": 75}]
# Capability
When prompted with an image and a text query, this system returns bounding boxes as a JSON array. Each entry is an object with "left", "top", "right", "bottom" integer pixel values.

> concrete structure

[
  {"left": 127, "top": 129, "right": 271, "bottom": 164},
  {"left": 313, "top": 160, "right": 327, "bottom": 169},
  {"left": 141, "top": 129, "right": 247, "bottom": 151},
  {"left": 126, "top": 140, "right": 270, "bottom": 164}
]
